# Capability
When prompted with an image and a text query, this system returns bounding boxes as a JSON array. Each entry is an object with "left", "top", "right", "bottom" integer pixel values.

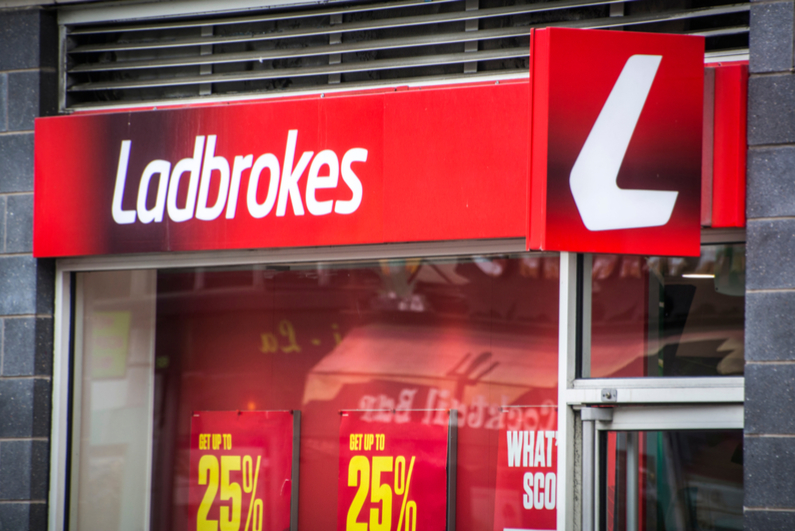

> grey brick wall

[
  {"left": 0, "top": 7, "right": 56, "bottom": 531},
  {"left": 746, "top": 1, "right": 795, "bottom": 529}
]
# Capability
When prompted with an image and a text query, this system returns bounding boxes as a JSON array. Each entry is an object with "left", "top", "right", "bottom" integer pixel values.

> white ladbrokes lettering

[{"left": 111, "top": 130, "right": 367, "bottom": 225}]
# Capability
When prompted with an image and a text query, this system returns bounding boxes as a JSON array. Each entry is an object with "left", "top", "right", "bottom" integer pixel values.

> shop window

[
  {"left": 69, "top": 254, "right": 560, "bottom": 531},
  {"left": 601, "top": 429, "right": 743, "bottom": 531},
  {"left": 584, "top": 244, "right": 745, "bottom": 378}
]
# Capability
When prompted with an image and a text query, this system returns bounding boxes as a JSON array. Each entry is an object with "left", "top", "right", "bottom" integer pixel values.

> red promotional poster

[
  {"left": 528, "top": 28, "right": 704, "bottom": 256},
  {"left": 338, "top": 411, "right": 450, "bottom": 531},
  {"left": 189, "top": 410, "right": 296, "bottom": 531},
  {"left": 493, "top": 407, "right": 558, "bottom": 531}
]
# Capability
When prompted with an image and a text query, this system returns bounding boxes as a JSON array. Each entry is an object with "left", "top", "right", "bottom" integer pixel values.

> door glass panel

[
  {"left": 602, "top": 430, "right": 743, "bottom": 531},
  {"left": 588, "top": 243, "right": 745, "bottom": 378}
]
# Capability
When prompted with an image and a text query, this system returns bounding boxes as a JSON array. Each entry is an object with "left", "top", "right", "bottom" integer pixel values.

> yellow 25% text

[
  {"left": 347, "top": 455, "right": 417, "bottom": 531},
  {"left": 198, "top": 455, "right": 263, "bottom": 531}
]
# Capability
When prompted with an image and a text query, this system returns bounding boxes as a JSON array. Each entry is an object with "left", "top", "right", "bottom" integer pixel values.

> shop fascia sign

[{"left": 34, "top": 28, "right": 711, "bottom": 258}]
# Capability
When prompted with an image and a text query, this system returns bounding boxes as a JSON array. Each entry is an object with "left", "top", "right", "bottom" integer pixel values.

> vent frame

[{"left": 60, "top": 0, "right": 750, "bottom": 111}]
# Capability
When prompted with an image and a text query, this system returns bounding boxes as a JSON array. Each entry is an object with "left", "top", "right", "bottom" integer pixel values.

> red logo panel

[{"left": 529, "top": 28, "right": 704, "bottom": 256}]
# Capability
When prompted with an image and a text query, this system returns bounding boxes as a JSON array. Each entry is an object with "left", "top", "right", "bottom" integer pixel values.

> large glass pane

[
  {"left": 602, "top": 430, "right": 743, "bottom": 531},
  {"left": 75, "top": 253, "right": 559, "bottom": 531},
  {"left": 588, "top": 244, "right": 745, "bottom": 378}
]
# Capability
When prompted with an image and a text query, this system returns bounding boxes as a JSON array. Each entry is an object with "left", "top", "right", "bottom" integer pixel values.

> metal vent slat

[
  {"left": 68, "top": 0, "right": 464, "bottom": 35},
  {"left": 560, "top": 4, "right": 749, "bottom": 29},
  {"left": 70, "top": 26, "right": 534, "bottom": 73},
  {"left": 70, "top": 0, "right": 621, "bottom": 54},
  {"left": 70, "top": 48, "right": 532, "bottom": 91},
  {"left": 689, "top": 25, "right": 748, "bottom": 38},
  {"left": 63, "top": 0, "right": 750, "bottom": 109}
]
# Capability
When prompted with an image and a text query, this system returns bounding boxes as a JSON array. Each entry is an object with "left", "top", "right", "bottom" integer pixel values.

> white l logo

[{"left": 569, "top": 54, "right": 678, "bottom": 231}]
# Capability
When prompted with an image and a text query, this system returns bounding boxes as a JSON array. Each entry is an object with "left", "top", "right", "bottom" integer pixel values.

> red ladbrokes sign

[
  {"left": 34, "top": 29, "right": 704, "bottom": 258},
  {"left": 34, "top": 84, "right": 530, "bottom": 257}
]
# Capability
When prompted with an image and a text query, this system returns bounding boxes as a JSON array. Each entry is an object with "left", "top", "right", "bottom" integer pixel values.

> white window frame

[{"left": 557, "top": 228, "right": 746, "bottom": 531}]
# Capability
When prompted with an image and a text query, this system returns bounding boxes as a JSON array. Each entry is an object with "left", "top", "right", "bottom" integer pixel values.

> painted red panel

[
  {"left": 528, "top": 28, "right": 704, "bottom": 257},
  {"left": 337, "top": 412, "right": 449, "bottom": 531},
  {"left": 34, "top": 82, "right": 529, "bottom": 258},
  {"left": 383, "top": 83, "right": 530, "bottom": 243},
  {"left": 711, "top": 62, "right": 748, "bottom": 228}
]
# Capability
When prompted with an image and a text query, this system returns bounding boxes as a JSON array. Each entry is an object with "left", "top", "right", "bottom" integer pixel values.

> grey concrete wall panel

[
  {"left": 7, "top": 70, "right": 55, "bottom": 132},
  {"left": 0, "top": 440, "right": 48, "bottom": 501},
  {"left": 8, "top": 71, "right": 40, "bottom": 132},
  {"left": 0, "top": 378, "right": 49, "bottom": 438},
  {"left": 745, "top": 510, "right": 795, "bottom": 531},
  {"left": 34, "top": 258, "right": 53, "bottom": 315},
  {"left": 0, "top": 503, "right": 47, "bottom": 531},
  {"left": 3, "top": 317, "right": 53, "bottom": 376},
  {"left": 746, "top": 291, "right": 795, "bottom": 361},
  {"left": 745, "top": 364, "right": 795, "bottom": 434},
  {"left": 746, "top": 219, "right": 795, "bottom": 290},
  {"left": 0, "top": 196, "right": 5, "bottom": 252},
  {"left": 745, "top": 437, "right": 795, "bottom": 507},
  {"left": 0, "top": 9, "right": 55, "bottom": 70},
  {"left": 750, "top": 2, "right": 795, "bottom": 73},
  {"left": 6, "top": 193, "right": 33, "bottom": 253},
  {"left": 0, "top": 133, "right": 33, "bottom": 193},
  {"left": 0, "top": 256, "right": 45, "bottom": 315},
  {"left": 747, "top": 146, "right": 795, "bottom": 218},
  {"left": 748, "top": 74, "right": 795, "bottom": 145},
  {"left": 0, "top": 72, "right": 7, "bottom": 133}
]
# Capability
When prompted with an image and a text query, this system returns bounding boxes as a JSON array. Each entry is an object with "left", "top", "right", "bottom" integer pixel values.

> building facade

[{"left": 0, "top": 0, "right": 788, "bottom": 530}]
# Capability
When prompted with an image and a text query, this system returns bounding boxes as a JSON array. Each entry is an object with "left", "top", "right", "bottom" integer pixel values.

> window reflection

[
  {"left": 149, "top": 254, "right": 559, "bottom": 531},
  {"left": 589, "top": 244, "right": 745, "bottom": 378},
  {"left": 74, "top": 271, "right": 156, "bottom": 531}
]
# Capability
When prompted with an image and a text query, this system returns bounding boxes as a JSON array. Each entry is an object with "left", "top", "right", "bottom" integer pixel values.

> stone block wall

[
  {"left": 0, "top": 7, "right": 56, "bottom": 531},
  {"left": 746, "top": 1, "right": 795, "bottom": 529}
]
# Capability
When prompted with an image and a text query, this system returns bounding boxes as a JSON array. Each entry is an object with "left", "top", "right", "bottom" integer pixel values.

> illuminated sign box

[{"left": 34, "top": 29, "right": 712, "bottom": 258}]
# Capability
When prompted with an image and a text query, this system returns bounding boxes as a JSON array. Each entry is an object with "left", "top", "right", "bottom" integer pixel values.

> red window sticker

[
  {"left": 189, "top": 410, "right": 296, "bottom": 531},
  {"left": 338, "top": 411, "right": 450, "bottom": 531},
  {"left": 493, "top": 406, "right": 558, "bottom": 531}
]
